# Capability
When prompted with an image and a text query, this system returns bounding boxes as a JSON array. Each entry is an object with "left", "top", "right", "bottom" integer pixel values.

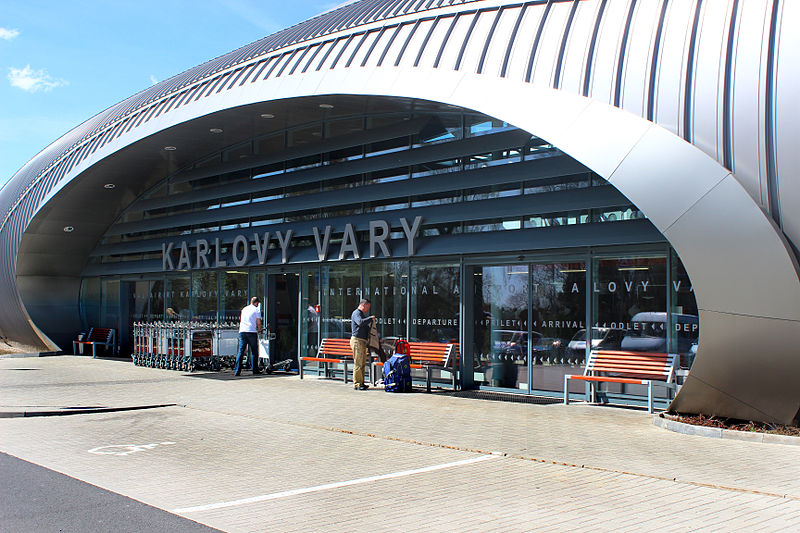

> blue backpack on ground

[{"left": 384, "top": 339, "right": 412, "bottom": 392}]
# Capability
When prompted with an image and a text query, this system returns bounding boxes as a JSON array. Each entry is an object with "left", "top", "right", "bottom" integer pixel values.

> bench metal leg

[
  {"left": 647, "top": 381, "right": 653, "bottom": 414},
  {"left": 426, "top": 367, "right": 432, "bottom": 393},
  {"left": 92, "top": 343, "right": 97, "bottom": 358},
  {"left": 563, "top": 375, "right": 569, "bottom": 405},
  {"left": 299, "top": 359, "right": 304, "bottom": 379},
  {"left": 343, "top": 361, "right": 348, "bottom": 384}
]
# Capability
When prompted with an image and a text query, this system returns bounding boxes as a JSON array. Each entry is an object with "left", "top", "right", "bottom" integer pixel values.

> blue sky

[{"left": 0, "top": 0, "right": 339, "bottom": 186}]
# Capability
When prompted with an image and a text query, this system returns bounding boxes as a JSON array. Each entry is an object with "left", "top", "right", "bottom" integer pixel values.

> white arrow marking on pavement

[
  {"left": 173, "top": 454, "right": 500, "bottom": 514},
  {"left": 88, "top": 442, "right": 176, "bottom": 456}
]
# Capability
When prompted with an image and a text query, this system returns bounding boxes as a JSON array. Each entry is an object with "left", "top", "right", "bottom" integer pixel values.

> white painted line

[{"left": 173, "top": 454, "right": 499, "bottom": 514}]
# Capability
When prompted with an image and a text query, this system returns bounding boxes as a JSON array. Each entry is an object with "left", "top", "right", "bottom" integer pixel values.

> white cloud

[
  {"left": 217, "top": 0, "right": 280, "bottom": 32},
  {"left": 8, "top": 65, "right": 68, "bottom": 93},
  {"left": 150, "top": 74, "right": 159, "bottom": 85},
  {"left": 0, "top": 27, "right": 20, "bottom": 40}
]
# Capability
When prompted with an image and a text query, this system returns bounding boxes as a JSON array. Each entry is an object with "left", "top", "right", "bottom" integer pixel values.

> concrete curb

[
  {"left": 0, "top": 404, "right": 177, "bottom": 418},
  {"left": 0, "top": 352, "right": 45, "bottom": 358},
  {"left": 653, "top": 414, "right": 800, "bottom": 446}
]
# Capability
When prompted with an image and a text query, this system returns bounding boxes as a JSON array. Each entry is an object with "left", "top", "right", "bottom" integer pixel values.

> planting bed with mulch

[{"left": 669, "top": 413, "right": 800, "bottom": 437}]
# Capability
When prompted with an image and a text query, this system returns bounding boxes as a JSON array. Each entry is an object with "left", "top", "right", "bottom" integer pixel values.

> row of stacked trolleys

[{"left": 131, "top": 321, "right": 256, "bottom": 372}]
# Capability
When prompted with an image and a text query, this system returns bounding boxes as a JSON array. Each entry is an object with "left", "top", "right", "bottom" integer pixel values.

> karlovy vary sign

[{"left": 161, "top": 216, "right": 423, "bottom": 271}]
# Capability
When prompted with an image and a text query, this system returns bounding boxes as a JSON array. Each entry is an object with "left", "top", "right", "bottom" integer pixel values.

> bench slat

[
  {"left": 568, "top": 376, "right": 645, "bottom": 385},
  {"left": 301, "top": 357, "right": 346, "bottom": 363}
]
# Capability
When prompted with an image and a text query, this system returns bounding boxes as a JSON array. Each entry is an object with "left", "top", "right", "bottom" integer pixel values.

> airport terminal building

[{"left": 1, "top": 0, "right": 798, "bottom": 424}]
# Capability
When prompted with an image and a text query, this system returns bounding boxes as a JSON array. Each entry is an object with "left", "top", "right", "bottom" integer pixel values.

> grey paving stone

[{"left": 1, "top": 356, "right": 800, "bottom": 532}]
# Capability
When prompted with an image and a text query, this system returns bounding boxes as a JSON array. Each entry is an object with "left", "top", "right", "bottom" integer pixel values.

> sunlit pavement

[{"left": 2, "top": 355, "right": 799, "bottom": 532}]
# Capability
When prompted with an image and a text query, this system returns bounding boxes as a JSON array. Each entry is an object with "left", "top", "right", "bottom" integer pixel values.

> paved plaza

[{"left": 1, "top": 355, "right": 799, "bottom": 532}]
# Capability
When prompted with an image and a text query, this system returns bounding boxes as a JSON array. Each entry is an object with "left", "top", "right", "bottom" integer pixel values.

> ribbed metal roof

[{"left": 0, "top": 0, "right": 482, "bottom": 231}]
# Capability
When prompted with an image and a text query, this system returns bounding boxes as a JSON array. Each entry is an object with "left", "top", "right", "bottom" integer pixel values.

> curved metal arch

[{"left": 4, "top": 0, "right": 800, "bottom": 423}]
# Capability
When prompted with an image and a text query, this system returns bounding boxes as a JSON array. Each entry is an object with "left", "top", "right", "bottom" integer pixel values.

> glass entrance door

[
  {"left": 266, "top": 272, "right": 300, "bottom": 369},
  {"left": 469, "top": 260, "right": 587, "bottom": 395},
  {"left": 529, "top": 262, "right": 587, "bottom": 395},
  {"left": 471, "top": 264, "right": 529, "bottom": 390}
]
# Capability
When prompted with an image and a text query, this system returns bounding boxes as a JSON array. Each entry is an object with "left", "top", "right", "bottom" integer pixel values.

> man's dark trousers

[{"left": 234, "top": 332, "right": 259, "bottom": 375}]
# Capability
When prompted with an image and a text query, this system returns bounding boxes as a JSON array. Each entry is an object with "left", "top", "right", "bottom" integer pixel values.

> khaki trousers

[{"left": 350, "top": 336, "right": 368, "bottom": 386}]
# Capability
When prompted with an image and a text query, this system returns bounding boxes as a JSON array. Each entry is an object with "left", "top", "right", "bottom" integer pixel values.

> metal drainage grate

[{"left": 441, "top": 390, "right": 562, "bottom": 405}]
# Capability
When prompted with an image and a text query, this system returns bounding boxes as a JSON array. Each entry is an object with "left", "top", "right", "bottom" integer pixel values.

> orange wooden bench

[
  {"left": 73, "top": 327, "right": 117, "bottom": 357},
  {"left": 563, "top": 349, "right": 677, "bottom": 413},
  {"left": 372, "top": 341, "right": 460, "bottom": 392},
  {"left": 299, "top": 338, "right": 358, "bottom": 383}
]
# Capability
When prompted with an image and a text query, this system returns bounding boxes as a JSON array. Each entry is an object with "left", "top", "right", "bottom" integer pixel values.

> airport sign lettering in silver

[{"left": 161, "top": 216, "right": 423, "bottom": 271}]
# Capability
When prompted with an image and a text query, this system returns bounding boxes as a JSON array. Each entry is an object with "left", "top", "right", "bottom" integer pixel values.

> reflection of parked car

[
  {"left": 494, "top": 330, "right": 529, "bottom": 362},
  {"left": 493, "top": 330, "right": 562, "bottom": 364},
  {"left": 620, "top": 312, "right": 698, "bottom": 353},
  {"left": 682, "top": 342, "right": 698, "bottom": 370},
  {"left": 566, "top": 328, "right": 625, "bottom": 363}
]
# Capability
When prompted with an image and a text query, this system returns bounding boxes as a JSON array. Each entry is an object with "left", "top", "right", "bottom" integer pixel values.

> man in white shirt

[{"left": 235, "top": 297, "right": 263, "bottom": 376}]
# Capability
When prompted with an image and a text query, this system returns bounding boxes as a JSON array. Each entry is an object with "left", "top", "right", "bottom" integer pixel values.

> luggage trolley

[{"left": 188, "top": 327, "right": 213, "bottom": 372}]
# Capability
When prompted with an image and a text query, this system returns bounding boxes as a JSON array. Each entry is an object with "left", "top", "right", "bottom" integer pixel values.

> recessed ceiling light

[
  {"left": 209, "top": 128, "right": 223, "bottom": 134},
  {"left": 319, "top": 103, "right": 334, "bottom": 109},
  {"left": 63, "top": 226, "right": 74, "bottom": 233},
  {"left": 311, "top": 132, "right": 321, "bottom": 137},
  {"left": 164, "top": 146, "right": 177, "bottom": 151},
  {"left": 103, "top": 183, "right": 115, "bottom": 189},
  {"left": 260, "top": 113, "right": 275, "bottom": 119}
]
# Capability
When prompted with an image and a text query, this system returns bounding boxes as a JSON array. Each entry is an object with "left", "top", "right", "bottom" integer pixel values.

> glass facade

[
  {"left": 530, "top": 262, "right": 586, "bottom": 394},
  {"left": 76, "top": 101, "right": 699, "bottom": 407}
]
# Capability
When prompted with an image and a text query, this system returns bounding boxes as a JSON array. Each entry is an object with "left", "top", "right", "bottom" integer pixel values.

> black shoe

[
  {"left": 234, "top": 373, "right": 241, "bottom": 376},
  {"left": 355, "top": 384, "right": 369, "bottom": 390},
  {"left": 253, "top": 371, "right": 262, "bottom": 375}
]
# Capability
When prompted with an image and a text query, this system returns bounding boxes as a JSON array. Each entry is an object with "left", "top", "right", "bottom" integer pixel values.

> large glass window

[
  {"left": 409, "top": 263, "right": 459, "bottom": 343},
  {"left": 80, "top": 278, "right": 101, "bottom": 330},
  {"left": 530, "top": 262, "right": 586, "bottom": 394},
  {"left": 165, "top": 276, "right": 191, "bottom": 321},
  {"left": 321, "top": 263, "right": 362, "bottom": 339},
  {"left": 192, "top": 271, "right": 219, "bottom": 322},
  {"left": 268, "top": 272, "right": 299, "bottom": 365},
  {"left": 472, "top": 265, "right": 528, "bottom": 390},
  {"left": 364, "top": 261, "right": 408, "bottom": 343},
  {"left": 220, "top": 271, "right": 249, "bottom": 324},
  {"left": 592, "top": 255, "right": 669, "bottom": 399},
  {"left": 100, "top": 279, "right": 120, "bottom": 332},
  {"left": 670, "top": 252, "right": 699, "bottom": 369},
  {"left": 129, "top": 281, "right": 150, "bottom": 323},
  {"left": 301, "top": 268, "right": 321, "bottom": 356},
  {"left": 148, "top": 280, "right": 164, "bottom": 321}
]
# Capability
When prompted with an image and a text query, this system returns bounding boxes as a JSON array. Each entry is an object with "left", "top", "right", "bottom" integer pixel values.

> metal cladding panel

[
  {"left": 607, "top": 125, "right": 730, "bottom": 231},
  {"left": 670, "top": 310, "right": 800, "bottom": 424},
  {"left": 730, "top": 0, "right": 770, "bottom": 207},
  {"left": 775, "top": 0, "right": 800, "bottom": 253},
  {"left": 488, "top": 4, "right": 524, "bottom": 78},
  {"left": 619, "top": 0, "right": 659, "bottom": 117},
  {"left": 398, "top": 19, "right": 435, "bottom": 68},
  {"left": 690, "top": 0, "right": 729, "bottom": 160},
  {"left": 664, "top": 174, "right": 800, "bottom": 323},
  {"left": 455, "top": 8, "right": 496, "bottom": 73},
  {"left": 417, "top": 16, "right": 454, "bottom": 68},
  {"left": 0, "top": 0, "right": 798, "bottom": 422},
  {"left": 586, "top": 0, "right": 632, "bottom": 104},
  {"left": 438, "top": 12, "right": 475, "bottom": 70},
  {"left": 557, "top": 0, "right": 598, "bottom": 93},
  {"left": 529, "top": 2, "right": 571, "bottom": 87}
]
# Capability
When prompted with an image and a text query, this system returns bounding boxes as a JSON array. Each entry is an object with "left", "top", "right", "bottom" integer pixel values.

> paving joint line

[{"left": 181, "top": 404, "right": 800, "bottom": 503}]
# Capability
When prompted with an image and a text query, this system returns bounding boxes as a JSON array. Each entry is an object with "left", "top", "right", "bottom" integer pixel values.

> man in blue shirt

[{"left": 350, "top": 298, "right": 375, "bottom": 390}]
